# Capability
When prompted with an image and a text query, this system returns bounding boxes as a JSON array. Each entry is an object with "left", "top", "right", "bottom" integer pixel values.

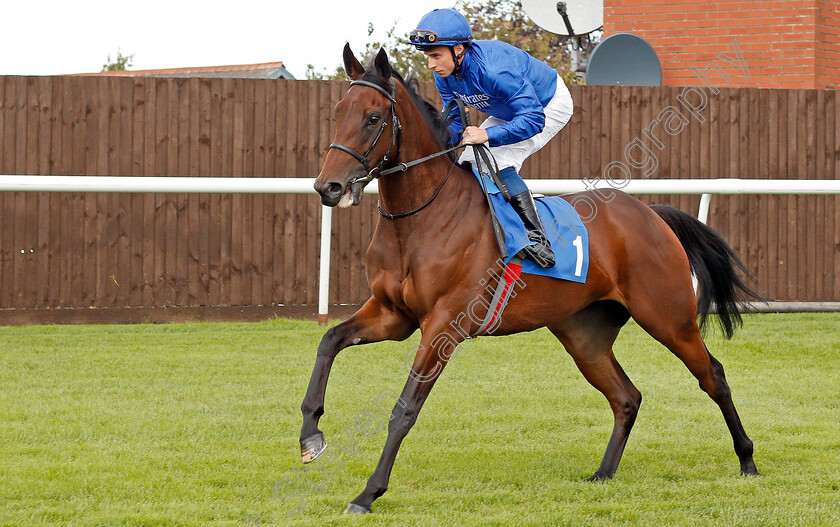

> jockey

[{"left": 409, "top": 8, "right": 574, "bottom": 269}]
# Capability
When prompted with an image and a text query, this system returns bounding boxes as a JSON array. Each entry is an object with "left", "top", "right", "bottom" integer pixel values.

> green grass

[{"left": 1, "top": 313, "right": 839, "bottom": 526}]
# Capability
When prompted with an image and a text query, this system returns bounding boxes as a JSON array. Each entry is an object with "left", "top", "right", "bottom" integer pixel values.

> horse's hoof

[
  {"left": 344, "top": 503, "right": 371, "bottom": 514},
  {"left": 586, "top": 472, "right": 613, "bottom": 482},
  {"left": 740, "top": 459, "right": 760, "bottom": 476},
  {"left": 300, "top": 432, "right": 327, "bottom": 464}
]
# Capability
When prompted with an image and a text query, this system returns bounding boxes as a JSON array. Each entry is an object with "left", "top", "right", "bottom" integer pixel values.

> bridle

[
  {"left": 328, "top": 78, "right": 465, "bottom": 218},
  {"left": 328, "top": 79, "right": 403, "bottom": 186}
]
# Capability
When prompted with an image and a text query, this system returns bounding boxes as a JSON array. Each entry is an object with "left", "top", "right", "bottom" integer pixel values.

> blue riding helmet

[{"left": 409, "top": 8, "right": 473, "bottom": 49}]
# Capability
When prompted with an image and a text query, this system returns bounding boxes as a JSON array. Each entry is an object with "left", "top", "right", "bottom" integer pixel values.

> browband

[{"left": 349, "top": 80, "right": 396, "bottom": 103}]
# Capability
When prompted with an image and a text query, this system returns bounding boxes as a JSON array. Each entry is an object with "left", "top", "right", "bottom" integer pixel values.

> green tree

[
  {"left": 304, "top": 63, "right": 344, "bottom": 80},
  {"left": 305, "top": 22, "right": 431, "bottom": 81},
  {"left": 358, "top": 23, "right": 434, "bottom": 81},
  {"left": 456, "top": 0, "right": 580, "bottom": 85},
  {"left": 308, "top": 2, "right": 582, "bottom": 83},
  {"left": 102, "top": 49, "right": 135, "bottom": 72}
]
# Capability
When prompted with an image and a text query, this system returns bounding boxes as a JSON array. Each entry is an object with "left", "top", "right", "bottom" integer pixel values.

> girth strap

[{"left": 471, "top": 256, "right": 523, "bottom": 337}]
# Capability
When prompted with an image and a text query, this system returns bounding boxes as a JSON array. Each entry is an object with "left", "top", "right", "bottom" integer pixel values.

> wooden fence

[{"left": 0, "top": 75, "right": 838, "bottom": 316}]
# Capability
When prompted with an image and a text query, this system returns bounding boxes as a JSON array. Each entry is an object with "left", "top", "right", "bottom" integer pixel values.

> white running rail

[{"left": 2, "top": 175, "right": 839, "bottom": 322}]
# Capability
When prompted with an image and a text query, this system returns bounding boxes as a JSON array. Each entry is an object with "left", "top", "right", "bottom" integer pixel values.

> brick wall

[
  {"left": 816, "top": 0, "right": 840, "bottom": 88},
  {"left": 603, "top": 0, "right": 840, "bottom": 89}
]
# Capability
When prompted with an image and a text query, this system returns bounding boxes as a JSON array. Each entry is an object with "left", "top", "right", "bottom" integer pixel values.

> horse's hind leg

[
  {"left": 705, "top": 348, "right": 759, "bottom": 475},
  {"left": 551, "top": 301, "right": 641, "bottom": 480},
  {"left": 632, "top": 309, "right": 759, "bottom": 476}
]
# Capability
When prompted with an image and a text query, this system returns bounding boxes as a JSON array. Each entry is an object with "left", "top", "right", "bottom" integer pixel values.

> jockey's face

[{"left": 423, "top": 44, "right": 464, "bottom": 77}]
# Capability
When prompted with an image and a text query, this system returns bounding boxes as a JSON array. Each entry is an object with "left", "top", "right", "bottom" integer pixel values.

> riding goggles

[
  {"left": 409, "top": 29, "right": 472, "bottom": 46},
  {"left": 409, "top": 30, "right": 441, "bottom": 45}
]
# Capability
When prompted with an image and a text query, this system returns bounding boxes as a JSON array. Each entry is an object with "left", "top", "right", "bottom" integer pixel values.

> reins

[
  {"left": 377, "top": 162, "right": 457, "bottom": 220},
  {"left": 377, "top": 143, "right": 463, "bottom": 177},
  {"left": 442, "top": 97, "right": 510, "bottom": 258}
]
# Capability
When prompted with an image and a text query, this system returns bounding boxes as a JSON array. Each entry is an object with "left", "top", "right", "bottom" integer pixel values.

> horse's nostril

[{"left": 326, "top": 182, "right": 343, "bottom": 196}]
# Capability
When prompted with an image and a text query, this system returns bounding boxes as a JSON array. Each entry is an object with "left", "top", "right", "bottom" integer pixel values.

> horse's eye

[{"left": 367, "top": 114, "right": 381, "bottom": 126}]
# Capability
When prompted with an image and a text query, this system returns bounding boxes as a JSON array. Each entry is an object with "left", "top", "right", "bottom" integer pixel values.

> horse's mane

[{"left": 361, "top": 66, "right": 457, "bottom": 162}]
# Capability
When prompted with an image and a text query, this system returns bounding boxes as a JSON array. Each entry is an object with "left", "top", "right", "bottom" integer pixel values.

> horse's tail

[{"left": 651, "top": 205, "right": 764, "bottom": 339}]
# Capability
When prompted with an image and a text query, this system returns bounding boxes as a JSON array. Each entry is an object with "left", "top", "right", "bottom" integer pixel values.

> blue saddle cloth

[{"left": 473, "top": 170, "right": 590, "bottom": 283}]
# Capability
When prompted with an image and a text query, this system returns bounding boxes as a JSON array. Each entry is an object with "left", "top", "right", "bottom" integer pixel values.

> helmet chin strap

[{"left": 450, "top": 45, "right": 468, "bottom": 76}]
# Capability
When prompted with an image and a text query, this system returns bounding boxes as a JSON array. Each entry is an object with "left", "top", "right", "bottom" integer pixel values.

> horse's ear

[
  {"left": 373, "top": 48, "right": 391, "bottom": 80},
  {"left": 343, "top": 43, "right": 365, "bottom": 80}
]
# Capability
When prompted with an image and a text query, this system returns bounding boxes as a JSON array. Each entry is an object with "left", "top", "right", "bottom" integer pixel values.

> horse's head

[{"left": 314, "top": 45, "right": 400, "bottom": 207}]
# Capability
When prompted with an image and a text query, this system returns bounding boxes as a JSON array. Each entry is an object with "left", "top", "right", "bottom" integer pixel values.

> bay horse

[{"left": 302, "top": 45, "right": 761, "bottom": 514}]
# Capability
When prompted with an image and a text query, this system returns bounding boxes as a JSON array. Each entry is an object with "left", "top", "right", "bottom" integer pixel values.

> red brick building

[{"left": 603, "top": 0, "right": 840, "bottom": 89}]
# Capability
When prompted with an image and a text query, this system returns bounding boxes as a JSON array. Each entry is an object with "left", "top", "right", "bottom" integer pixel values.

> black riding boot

[{"left": 510, "top": 190, "right": 555, "bottom": 268}]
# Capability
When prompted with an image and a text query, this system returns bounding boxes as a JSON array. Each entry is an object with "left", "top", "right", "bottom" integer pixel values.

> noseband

[{"left": 328, "top": 79, "right": 402, "bottom": 185}]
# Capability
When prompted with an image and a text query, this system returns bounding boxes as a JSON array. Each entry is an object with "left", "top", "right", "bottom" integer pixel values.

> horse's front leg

[
  {"left": 300, "top": 297, "right": 416, "bottom": 463},
  {"left": 345, "top": 314, "right": 460, "bottom": 513}
]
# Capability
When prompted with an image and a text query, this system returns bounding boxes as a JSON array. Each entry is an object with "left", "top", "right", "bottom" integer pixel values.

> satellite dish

[
  {"left": 521, "top": 0, "right": 603, "bottom": 36},
  {"left": 585, "top": 33, "right": 662, "bottom": 86}
]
